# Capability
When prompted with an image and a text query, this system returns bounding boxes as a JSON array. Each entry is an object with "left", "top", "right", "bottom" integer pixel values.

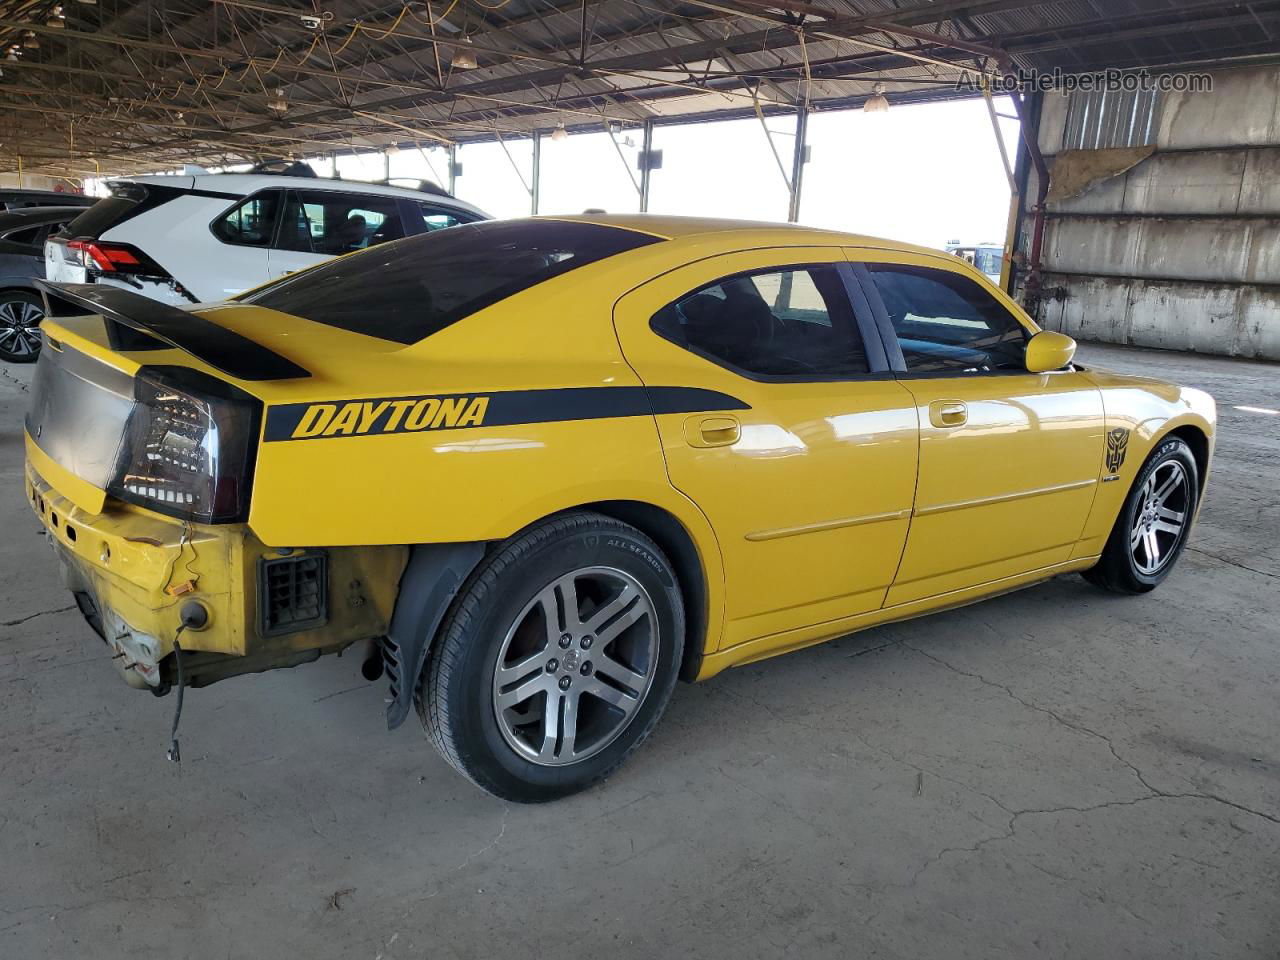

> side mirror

[{"left": 1025, "top": 330, "right": 1076, "bottom": 373}]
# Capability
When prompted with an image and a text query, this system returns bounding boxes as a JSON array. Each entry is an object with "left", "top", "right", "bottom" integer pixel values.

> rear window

[
  {"left": 239, "top": 219, "right": 663, "bottom": 344},
  {"left": 64, "top": 183, "right": 149, "bottom": 238}
]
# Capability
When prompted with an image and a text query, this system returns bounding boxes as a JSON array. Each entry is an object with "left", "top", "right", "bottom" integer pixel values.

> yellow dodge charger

[{"left": 23, "top": 216, "right": 1215, "bottom": 801}]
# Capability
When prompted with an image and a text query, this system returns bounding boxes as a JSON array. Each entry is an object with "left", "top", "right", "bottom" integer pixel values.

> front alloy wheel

[
  {"left": 420, "top": 512, "right": 685, "bottom": 802},
  {"left": 0, "top": 291, "right": 45, "bottom": 362},
  {"left": 1084, "top": 435, "right": 1199, "bottom": 594},
  {"left": 1129, "top": 459, "right": 1191, "bottom": 576}
]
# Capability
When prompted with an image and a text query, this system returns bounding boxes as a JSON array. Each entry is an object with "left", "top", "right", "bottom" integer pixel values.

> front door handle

[
  {"left": 929, "top": 400, "right": 968, "bottom": 428},
  {"left": 684, "top": 415, "right": 740, "bottom": 448}
]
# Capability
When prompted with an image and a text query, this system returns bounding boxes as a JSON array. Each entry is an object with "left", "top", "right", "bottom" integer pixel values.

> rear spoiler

[{"left": 35, "top": 280, "right": 309, "bottom": 382}]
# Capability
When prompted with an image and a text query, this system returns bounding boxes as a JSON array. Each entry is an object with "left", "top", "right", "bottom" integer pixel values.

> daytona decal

[{"left": 262, "top": 386, "right": 749, "bottom": 442}]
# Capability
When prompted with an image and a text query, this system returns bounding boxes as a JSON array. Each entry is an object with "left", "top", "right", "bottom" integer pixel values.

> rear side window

[
  {"left": 404, "top": 201, "right": 478, "bottom": 234},
  {"left": 652, "top": 266, "right": 869, "bottom": 379},
  {"left": 240, "top": 219, "right": 662, "bottom": 344},
  {"left": 212, "top": 190, "right": 282, "bottom": 247},
  {"left": 868, "top": 263, "right": 1028, "bottom": 373},
  {"left": 277, "top": 190, "right": 405, "bottom": 255}
]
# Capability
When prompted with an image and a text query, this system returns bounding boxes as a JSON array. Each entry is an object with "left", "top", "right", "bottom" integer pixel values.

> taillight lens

[
  {"left": 67, "top": 239, "right": 170, "bottom": 278},
  {"left": 109, "top": 368, "right": 260, "bottom": 523}
]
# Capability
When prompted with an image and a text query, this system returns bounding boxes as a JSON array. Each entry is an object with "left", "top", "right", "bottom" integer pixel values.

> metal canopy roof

[{"left": 1, "top": 0, "right": 1276, "bottom": 177}]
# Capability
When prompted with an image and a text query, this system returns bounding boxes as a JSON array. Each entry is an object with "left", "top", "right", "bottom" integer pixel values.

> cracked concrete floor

[{"left": 2, "top": 343, "right": 1278, "bottom": 959}]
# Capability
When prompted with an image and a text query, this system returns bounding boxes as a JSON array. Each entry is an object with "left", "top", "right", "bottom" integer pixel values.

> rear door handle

[
  {"left": 929, "top": 400, "right": 968, "bottom": 428},
  {"left": 684, "top": 415, "right": 740, "bottom": 448}
]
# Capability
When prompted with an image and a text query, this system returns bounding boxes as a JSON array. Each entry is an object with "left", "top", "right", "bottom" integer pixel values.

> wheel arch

[
  {"left": 385, "top": 498, "right": 717, "bottom": 731},
  {"left": 575, "top": 499, "right": 710, "bottom": 683},
  {"left": 1162, "top": 423, "right": 1210, "bottom": 493}
]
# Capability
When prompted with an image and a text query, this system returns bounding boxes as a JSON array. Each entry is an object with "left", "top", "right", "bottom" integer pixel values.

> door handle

[
  {"left": 684, "top": 415, "right": 740, "bottom": 448},
  {"left": 929, "top": 400, "right": 968, "bottom": 428}
]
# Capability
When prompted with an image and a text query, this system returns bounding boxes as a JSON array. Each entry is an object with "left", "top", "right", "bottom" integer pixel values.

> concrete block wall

[{"left": 1028, "top": 64, "right": 1280, "bottom": 360}]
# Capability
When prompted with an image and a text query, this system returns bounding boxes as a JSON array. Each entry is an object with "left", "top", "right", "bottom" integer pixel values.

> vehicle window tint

[
  {"left": 404, "top": 201, "right": 476, "bottom": 234},
  {"left": 2, "top": 226, "right": 41, "bottom": 246},
  {"left": 65, "top": 192, "right": 142, "bottom": 238},
  {"left": 868, "top": 263, "right": 1027, "bottom": 373},
  {"left": 651, "top": 266, "right": 869, "bottom": 378},
  {"left": 277, "top": 190, "right": 405, "bottom": 255},
  {"left": 240, "top": 219, "right": 662, "bottom": 344},
  {"left": 212, "top": 191, "right": 281, "bottom": 247}
]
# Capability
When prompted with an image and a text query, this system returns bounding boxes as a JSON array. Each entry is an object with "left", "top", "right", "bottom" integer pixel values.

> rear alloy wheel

[
  {"left": 0, "top": 291, "right": 44, "bottom": 362},
  {"left": 1083, "top": 436, "right": 1199, "bottom": 594},
  {"left": 492, "top": 566, "right": 659, "bottom": 766},
  {"left": 420, "top": 512, "right": 685, "bottom": 802}
]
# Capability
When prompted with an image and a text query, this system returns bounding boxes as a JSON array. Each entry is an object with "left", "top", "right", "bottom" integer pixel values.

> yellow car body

[{"left": 22, "top": 215, "right": 1215, "bottom": 752}]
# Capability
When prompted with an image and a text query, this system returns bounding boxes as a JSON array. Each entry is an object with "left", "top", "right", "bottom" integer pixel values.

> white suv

[{"left": 46, "top": 170, "right": 489, "bottom": 305}]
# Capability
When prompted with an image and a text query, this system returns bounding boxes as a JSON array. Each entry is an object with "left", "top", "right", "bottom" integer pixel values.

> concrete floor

[{"left": 1, "top": 343, "right": 1277, "bottom": 959}]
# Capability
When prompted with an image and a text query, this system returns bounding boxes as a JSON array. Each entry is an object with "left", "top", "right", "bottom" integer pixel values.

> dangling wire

[{"left": 167, "top": 625, "right": 187, "bottom": 764}]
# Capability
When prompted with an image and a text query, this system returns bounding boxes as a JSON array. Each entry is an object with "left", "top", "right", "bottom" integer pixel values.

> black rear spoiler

[{"left": 35, "top": 280, "right": 309, "bottom": 382}]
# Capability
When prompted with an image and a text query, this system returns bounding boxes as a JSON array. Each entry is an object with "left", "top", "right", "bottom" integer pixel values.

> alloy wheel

[
  {"left": 0, "top": 297, "right": 44, "bottom": 358},
  {"left": 1130, "top": 459, "right": 1190, "bottom": 575},
  {"left": 492, "top": 566, "right": 658, "bottom": 766}
]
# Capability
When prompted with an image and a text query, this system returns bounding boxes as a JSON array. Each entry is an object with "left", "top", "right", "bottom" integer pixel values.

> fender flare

[{"left": 383, "top": 541, "right": 486, "bottom": 730}]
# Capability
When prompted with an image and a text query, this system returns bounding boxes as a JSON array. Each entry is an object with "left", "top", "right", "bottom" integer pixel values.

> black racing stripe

[
  {"left": 36, "top": 280, "right": 309, "bottom": 381},
  {"left": 262, "top": 385, "right": 749, "bottom": 442}
]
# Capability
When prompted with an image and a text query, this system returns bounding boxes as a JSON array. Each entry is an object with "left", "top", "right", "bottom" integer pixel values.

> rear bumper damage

[{"left": 25, "top": 455, "right": 408, "bottom": 692}]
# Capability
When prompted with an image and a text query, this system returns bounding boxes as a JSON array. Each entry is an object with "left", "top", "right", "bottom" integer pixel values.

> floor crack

[
  {"left": 2, "top": 604, "right": 75, "bottom": 627},
  {"left": 1186, "top": 547, "right": 1279, "bottom": 580},
  {"left": 901, "top": 642, "right": 1280, "bottom": 829}
]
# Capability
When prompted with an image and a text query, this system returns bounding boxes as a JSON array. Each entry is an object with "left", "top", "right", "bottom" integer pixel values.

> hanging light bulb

[
  {"left": 452, "top": 39, "right": 478, "bottom": 70},
  {"left": 6, "top": 48, "right": 21, "bottom": 62},
  {"left": 270, "top": 87, "right": 288, "bottom": 113},
  {"left": 550, "top": 122, "right": 568, "bottom": 143},
  {"left": 864, "top": 81, "right": 890, "bottom": 113},
  {"left": 23, "top": 30, "right": 39, "bottom": 49}
]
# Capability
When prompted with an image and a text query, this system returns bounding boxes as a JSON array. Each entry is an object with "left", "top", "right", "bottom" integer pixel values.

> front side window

[
  {"left": 277, "top": 190, "right": 405, "bottom": 255},
  {"left": 651, "top": 265, "right": 869, "bottom": 379},
  {"left": 211, "top": 190, "right": 282, "bottom": 247},
  {"left": 240, "top": 219, "right": 662, "bottom": 344},
  {"left": 868, "top": 263, "right": 1028, "bottom": 373}
]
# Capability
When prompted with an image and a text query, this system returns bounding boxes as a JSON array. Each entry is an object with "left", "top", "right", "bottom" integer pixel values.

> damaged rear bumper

[{"left": 25, "top": 457, "right": 408, "bottom": 691}]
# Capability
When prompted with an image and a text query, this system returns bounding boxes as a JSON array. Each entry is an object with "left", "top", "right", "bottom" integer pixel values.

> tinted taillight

[
  {"left": 108, "top": 367, "right": 260, "bottom": 523},
  {"left": 67, "top": 239, "right": 170, "bottom": 278}
]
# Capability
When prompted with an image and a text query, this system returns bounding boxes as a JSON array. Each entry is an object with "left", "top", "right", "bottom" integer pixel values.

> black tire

[
  {"left": 0, "top": 289, "right": 45, "bottom": 363},
  {"left": 1082, "top": 436, "right": 1199, "bottom": 594},
  {"left": 418, "top": 511, "right": 685, "bottom": 802}
]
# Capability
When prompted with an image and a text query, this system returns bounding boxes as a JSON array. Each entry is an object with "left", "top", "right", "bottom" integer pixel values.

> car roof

[
  {"left": 0, "top": 189, "right": 94, "bottom": 205},
  {"left": 0, "top": 205, "right": 86, "bottom": 225},
  {"left": 543, "top": 213, "right": 950, "bottom": 258},
  {"left": 117, "top": 173, "right": 487, "bottom": 214},
  {"left": 0, "top": 207, "right": 85, "bottom": 232}
]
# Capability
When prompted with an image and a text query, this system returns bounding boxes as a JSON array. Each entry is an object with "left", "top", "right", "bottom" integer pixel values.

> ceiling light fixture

[
  {"left": 550, "top": 122, "right": 568, "bottom": 142},
  {"left": 864, "top": 81, "right": 890, "bottom": 113},
  {"left": 385, "top": 144, "right": 400, "bottom": 156},
  {"left": 452, "top": 40, "right": 478, "bottom": 70},
  {"left": 269, "top": 87, "right": 288, "bottom": 113}
]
